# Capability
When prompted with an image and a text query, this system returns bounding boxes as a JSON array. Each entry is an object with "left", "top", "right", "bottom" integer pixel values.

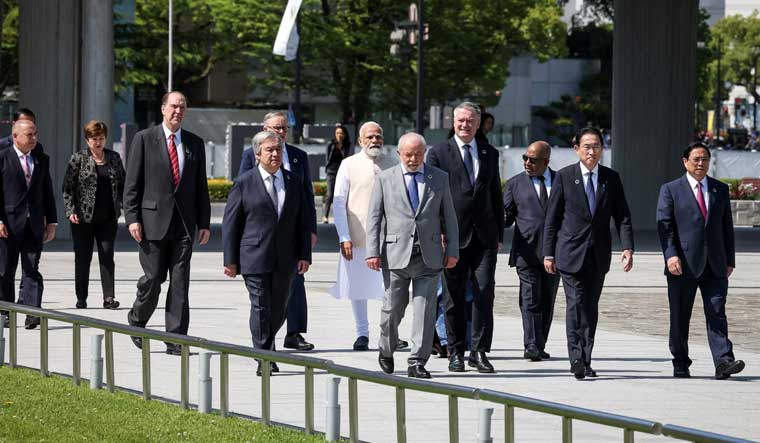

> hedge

[{"left": 207, "top": 179, "right": 327, "bottom": 201}]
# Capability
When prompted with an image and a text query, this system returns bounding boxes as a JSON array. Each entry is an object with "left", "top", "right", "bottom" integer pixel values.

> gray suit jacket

[{"left": 366, "top": 163, "right": 459, "bottom": 270}]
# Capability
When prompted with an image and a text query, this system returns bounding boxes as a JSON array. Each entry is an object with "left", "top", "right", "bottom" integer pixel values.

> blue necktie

[
  {"left": 462, "top": 144, "right": 475, "bottom": 185},
  {"left": 586, "top": 172, "right": 596, "bottom": 215},
  {"left": 406, "top": 172, "right": 419, "bottom": 213}
]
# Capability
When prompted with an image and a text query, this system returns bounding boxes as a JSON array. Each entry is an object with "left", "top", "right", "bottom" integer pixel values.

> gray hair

[
  {"left": 263, "top": 111, "right": 288, "bottom": 123},
  {"left": 358, "top": 121, "right": 383, "bottom": 139},
  {"left": 398, "top": 132, "right": 426, "bottom": 150},
  {"left": 252, "top": 130, "right": 282, "bottom": 154},
  {"left": 453, "top": 101, "right": 481, "bottom": 118}
]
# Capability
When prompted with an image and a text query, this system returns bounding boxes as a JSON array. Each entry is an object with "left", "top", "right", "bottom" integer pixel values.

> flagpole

[
  {"left": 294, "top": 14, "right": 302, "bottom": 143},
  {"left": 168, "top": 0, "right": 173, "bottom": 91}
]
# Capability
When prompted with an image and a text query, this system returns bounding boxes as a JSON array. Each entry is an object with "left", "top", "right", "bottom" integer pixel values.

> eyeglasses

[
  {"left": 267, "top": 125, "right": 289, "bottom": 132},
  {"left": 689, "top": 157, "right": 710, "bottom": 164},
  {"left": 522, "top": 155, "right": 544, "bottom": 164}
]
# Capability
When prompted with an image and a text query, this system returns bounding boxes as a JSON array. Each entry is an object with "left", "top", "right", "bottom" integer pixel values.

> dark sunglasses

[{"left": 522, "top": 155, "right": 544, "bottom": 164}]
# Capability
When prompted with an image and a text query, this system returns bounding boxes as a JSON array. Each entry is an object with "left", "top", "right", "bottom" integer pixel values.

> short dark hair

[
  {"left": 13, "top": 108, "right": 36, "bottom": 122},
  {"left": 682, "top": 142, "right": 711, "bottom": 159},
  {"left": 574, "top": 127, "right": 603, "bottom": 146},
  {"left": 161, "top": 91, "right": 187, "bottom": 106}
]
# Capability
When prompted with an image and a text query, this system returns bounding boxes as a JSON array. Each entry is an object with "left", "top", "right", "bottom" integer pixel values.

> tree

[{"left": 0, "top": 0, "right": 18, "bottom": 95}]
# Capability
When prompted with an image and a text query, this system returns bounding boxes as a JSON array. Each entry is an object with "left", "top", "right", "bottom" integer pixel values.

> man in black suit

[
  {"left": 223, "top": 130, "right": 311, "bottom": 376},
  {"left": 504, "top": 141, "right": 559, "bottom": 362},
  {"left": 0, "top": 108, "right": 45, "bottom": 154},
  {"left": 239, "top": 111, "right": 317, "bottom": 351},
  {"left": 426, "top": 101, "right": 505, "bottom": 373},
  {"left": 543, "top": 127, "right": 634, "bottom": 379},
  {"left": 0, "top": 120, "right": 57, "bottom": 329},
  {"left": 656, "top": 142, "right": 745, "bottom": 379},
  {"left": 123, "top": 91, "right": 211, "bottom": 355}
]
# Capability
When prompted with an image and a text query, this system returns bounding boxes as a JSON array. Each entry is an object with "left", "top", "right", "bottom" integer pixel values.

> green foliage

[
  {"left": 0, "top": 366, "right": 324, "bottom": 442},
  {"left": 0, "top": 0, "right": 19, "bottom": 93},
  {"left": 207, "top": 178, "right": 233, "bottom": 201},
  {"left": 313, "top": 180, "right": 327, "bottom": 197},
  {"left": 721, "top": 178, "right": 760, "bottom": 200}
]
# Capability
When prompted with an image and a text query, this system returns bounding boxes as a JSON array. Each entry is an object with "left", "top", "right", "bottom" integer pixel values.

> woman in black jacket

[
  {"left": 62, "top": 120, "right": 125, "bottom": 309},
  {"left": 323, "top": 124, "right": 352, "bottom": 223}
]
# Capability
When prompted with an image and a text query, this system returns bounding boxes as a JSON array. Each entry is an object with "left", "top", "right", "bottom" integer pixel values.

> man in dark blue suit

[
  {"left": 223, "top": 130, "right": 311, "bottom": 375},
  {"left": 504, "top": 141, "right": 559, "bottom": 362},
  {"left": 239, "top": 111, "right": 317, "bottom": 351},
  {"left": 656, "top": 142, "right": 744, "bottom": 380},
  {"left": 543, "top": 127, "right": 634, "bottom": 379},
  {"left": 0, "top": 120, "right": 57, "bottom": 329},
  {"left": 0, "top": 108, "right": 45, "bottom": 154}
]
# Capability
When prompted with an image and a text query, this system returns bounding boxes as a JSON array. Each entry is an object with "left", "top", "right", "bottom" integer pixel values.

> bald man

[
  {"left": 503, "top": 141, "right": 559, "bottom": 361},
  {"left": 0, "top": 120, "right": 57, "bottom": 329}
]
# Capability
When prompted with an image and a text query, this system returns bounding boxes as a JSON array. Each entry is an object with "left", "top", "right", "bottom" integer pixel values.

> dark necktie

[
  {"left": 696, "top": 182, "right": 707, "bottom": 221},
  {"left": 268, "top": 175, "right": 279, "bottom": 216},
  {"left": 168, "top": 133, "right": 180, "bottom": 187},
  {"left": 536, "top": 175, "right": 548, "bottom": 207},
  {"left": 406, "top": 172, "right": 420, "bottom": 213},
  {"left": 20, "top": 154, "right": 32, "bottom": 187},
  {"left": 586, "top": 171, "right": 596, "bottom": 215},
  {"left": 462, "top": 144, "right": 475, "bottom": 185}
]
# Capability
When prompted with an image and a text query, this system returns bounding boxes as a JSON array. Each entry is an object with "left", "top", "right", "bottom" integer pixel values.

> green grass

[{"left": 0, "top": 367, "right": 324, "bottom": 443}]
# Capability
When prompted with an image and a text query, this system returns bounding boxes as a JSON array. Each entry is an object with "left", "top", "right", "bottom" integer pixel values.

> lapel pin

[
  {"left": 427, "top": 174, "right": 432, "bottom": 179},
  {"left": 574, "top": 179, "right": 580, "bottom": 184},
  {"left": 481, "top": 150, "right": 486, "bottom": 155},
  {"left": 293, "top": 158, "right": 298, "bottom": 163}
]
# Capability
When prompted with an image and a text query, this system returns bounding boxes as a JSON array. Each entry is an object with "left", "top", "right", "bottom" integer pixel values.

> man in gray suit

[{"left": 366, "top": 133, "right": 459, "bottom": 378}]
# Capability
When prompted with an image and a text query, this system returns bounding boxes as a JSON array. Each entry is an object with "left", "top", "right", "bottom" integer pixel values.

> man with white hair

[{"left": 328, "top": 121, "right": 407, "bottom": 351}]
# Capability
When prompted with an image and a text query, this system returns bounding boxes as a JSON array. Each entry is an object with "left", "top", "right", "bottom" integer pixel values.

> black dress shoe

[
  {"left": 165, "top": 343, "right": 182, "bottom": 355},
  {"left": 584, "top": 365, "right": 597, "bottom": 378},
  {"left": 468, "top": 352, "right": 495, "bottom": 373},
  {"left": 24, "top": 316, "right": 40, "bottom": 330},
  {"left": 378, "top": 353, "right": 394, "bottom": 374},
  {"left": 396, "top": 339, "right": 409, "bottom": 349},
  {"left": 715, "top": 360, "right": 745, "bottom": 380},
  {"left": 448, "top": 353, "right": 465, "bottom": 372},
  {"left": 102, "top": 298, "right": 120, "bottom": 309},
  {"left": 570, "top": 359, "right": 585, "bottom": 379},
  {"left": 540, "top": 350, "right": 550, "bottom": 359},
  {"left": 283, "top": 333, "right": 315, "bottom": 351},
  {"left": 673, "top": 367, "right": 691, "bottom": 378},
  {"left": 524, "top": 344, "right": 542, "bottom": 361},
  {"left": 256, "top": 361, "right": 280, "bottom": 376},
  {"left": 130, "top": 336, "right": 143, "bottom": 349},
  {"left": 75, "top": 300, "right": 87, "bottom": 309},
  {"left": 407, "top": 364, "right": 431, "bottom": 378},
  {"left": 353, "top": 336, "right": 369, "bottom": 351}
]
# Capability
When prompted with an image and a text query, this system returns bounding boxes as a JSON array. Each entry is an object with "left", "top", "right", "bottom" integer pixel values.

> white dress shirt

[
  {"left": 454, "top": 135, "right": 479, "bottom": 179},
  {"left": 686, "top": 173, "right": 709, "bottom": 213},
  {"left": 531, "top": 168, "right": 552, "bottom": 199},
  {"left": 579, "top": 162, "right": 600, "bottom": 191},
  {"left": 13, "top": 145, "right": 34, "bottom": 176},
  {"left": 162, "top": 123, "right": 186, "bottom": 176},
  {"left": 258, "top": 164, "right": 286, "bottom": 218},
  {"left": 281, "top": 143, "right": 291, "bottom": 171}
]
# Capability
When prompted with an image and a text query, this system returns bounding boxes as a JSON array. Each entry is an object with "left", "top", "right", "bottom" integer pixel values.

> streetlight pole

[
  {"left": 415, "top": 0, "right": 424, "bottom": 135},
  {"left": 753, "top": 50, "right": 759, "bottom": 130},
  {"left": 715, "top": 39, "right": 722, "bottom": 142},
  {"left": 168, "top": 0, "right": 173, "bottom": 91}
]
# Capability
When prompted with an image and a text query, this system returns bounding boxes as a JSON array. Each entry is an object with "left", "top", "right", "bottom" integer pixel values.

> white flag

[{"left": 273, "top": 0, "right": 302, "bottom": 61}]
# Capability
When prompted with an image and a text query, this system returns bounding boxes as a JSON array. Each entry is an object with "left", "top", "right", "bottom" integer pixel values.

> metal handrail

[{"left": 0, "top": 301, "right": 754, "bottom": 443}]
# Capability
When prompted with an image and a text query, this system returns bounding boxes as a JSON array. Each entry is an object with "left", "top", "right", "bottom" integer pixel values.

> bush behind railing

[{"left": 207, "top": 179, "right": 327, "bottom": 202}]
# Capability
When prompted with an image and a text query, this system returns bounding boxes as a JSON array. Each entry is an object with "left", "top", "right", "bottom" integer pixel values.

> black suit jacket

[
  {"left": 0, "top": 147, "right": 57, "bottom": 243},
  {"left": 503, "top": 169, "right": 556, "bottom": 267},
  {"left": 426, "top": 137, "right": 504, "bottom": 248},
  {"left": 222, "top": 168, "right": 311, "bottom": 275},
  {"left": 542, "top": 163, "right": 634, "bottom": 274},
  {"left": 239, "top": 143, "right": 317, "bottom": 234},
  {"left": 656, "top": 175, "right": 734, "bottom": 278},
  {"left": 0, "top": 135, "right": 45, "bottom": 155},
  {"left": 123, "top": 125, "right": 211, "bottom": 241}
]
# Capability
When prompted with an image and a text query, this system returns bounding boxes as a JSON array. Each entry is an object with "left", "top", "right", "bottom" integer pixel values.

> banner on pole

[{"left": 273, "top": 0, "right": 302, "bottom": 61}]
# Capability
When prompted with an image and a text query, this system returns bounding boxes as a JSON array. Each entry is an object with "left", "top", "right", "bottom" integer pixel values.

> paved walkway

[{"left": 3, "top": 250, "right": 759, "bottom": 442}]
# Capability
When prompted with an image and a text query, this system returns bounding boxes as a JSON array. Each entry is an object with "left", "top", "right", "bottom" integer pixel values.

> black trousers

[
  {"left": 443, "top": 236, "right": 498, "bottom": 354},
  {"left": 128, "top": 214, "right": 193, "bottom": 335},
  {"left": 71, "top": 219, "right": 117, "bottom": 301},
  {"left": 516, "top": 264, "right": 559, "bottom": 351},
  {"left": 323, "top": 174, "right": 336, "bottom": 219},
  {"left": 245, "top": 268, "right": 296, "bottom": 350},
  {"left": 0, "top": 220, "right": 43, "bottom": 311},
  {"left": 667, "top": 262, "right": 734, "bottom": 369},
  {"left": 286, "top": 273, "right": 307, "bottom": 335},
  {"left": 559, "top": 249, "right": 605, "bottom": 365}
]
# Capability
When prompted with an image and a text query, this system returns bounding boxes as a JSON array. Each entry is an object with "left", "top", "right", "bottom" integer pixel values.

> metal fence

[{"left": 0, "top": 301, "right": 754, "bottom": 443}]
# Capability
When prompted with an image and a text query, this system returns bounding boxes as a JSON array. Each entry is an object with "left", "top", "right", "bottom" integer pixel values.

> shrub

[
  {"left": 207, "top": 179, "right": 328, "bottom": 201},
  {"left": 313, "top": 181, "right": 327, "bottom": 197},
  {"left": 722, "top": 178, "right": 760, "bottom": 200}
]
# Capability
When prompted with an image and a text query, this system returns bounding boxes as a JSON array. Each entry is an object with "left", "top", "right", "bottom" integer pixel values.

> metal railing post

[
  {"left": 8, "top": 311, "right": 16, "bottom": 368},
  {"left": 0, "top": 320, "right": 5, "bottom": 367},
  {"left": 72, "top": 324, "right": 81, "bottom": 385},
  {"left": 261, "top": 359, "right": 271, "bottom": 425},
  {"left": 448, "top": 395, "right": 459, "bottom": 443},
  {"left": 477, "top": 407, "right": 494, "bottom": 443},
  {"left": 624, "top": 429, "right": 634, "bottom": 443},
  {"left": 563, "top": 417, "right": 573, "bottom": 443},
  {"left": 396, "top": 387, "right": 407, "bottom": 443},
  {"left": 89, "top": 334, "right": 104, "bottom": 389},
  {"left": 325, "top": 376, "right": 341, "bottom": 441},
  {"left": 220, "top": 353, "right": 229, "bottom": 417},
  {"left": 105, "top": 330, "right": 114, "bottom": 392},
  {"left": 141, "top": 338, "right": 151, "bottom": 400},
  {"left": 504, "top": 405, "right": 515, "bottom": 443},
  {"left": 40, "top": 317, "right": 49, "bottom": 376},
  {"left": 348, "top": 377, "right": 358, "bottom": 443},
  {"left": 181, "top": 344, "right": 190, "bottom": 409},
  {"left": 304, "top": 366, "right": 314, "bottom": 435},
  {"left": 198, "top": 351, "right": 212, "bottom": 413}
]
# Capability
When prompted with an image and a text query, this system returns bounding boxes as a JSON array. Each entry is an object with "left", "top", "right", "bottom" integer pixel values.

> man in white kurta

[{"left": 328, "top": 122, "right": 397, "bottom": 350}]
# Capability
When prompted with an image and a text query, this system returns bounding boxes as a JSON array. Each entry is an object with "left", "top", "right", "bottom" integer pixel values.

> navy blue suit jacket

[
  {"left": 239, "top": 144, "right": 316, "bottom": 234},
  {"left": 542, "top": 163, "right": 634, "bottom": 274},
  {"left": 503, "top": 169, "right": 556, "bottom": 267},
  {"left": 656, "top": 175, "right": 735, "bottom": 278},
  {"left": 222, "top": 168, "right": 311, "bottom": 275},
  {"left": 426, "top": 137, "right": 504, "bottom": 248}
]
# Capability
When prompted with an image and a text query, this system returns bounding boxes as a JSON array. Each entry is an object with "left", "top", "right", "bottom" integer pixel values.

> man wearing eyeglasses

[
  {"left": 239, "top": 111, "right": 317, "bottom": 351},
  {"left": 656, "top": 142, "right": 744, "bottom": 380},
  {"left": 503, "top": 141, "right": 559, "bottom": 362},
  {"left": 543, "top": 127, "right": 634, "bottom": 379}
]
